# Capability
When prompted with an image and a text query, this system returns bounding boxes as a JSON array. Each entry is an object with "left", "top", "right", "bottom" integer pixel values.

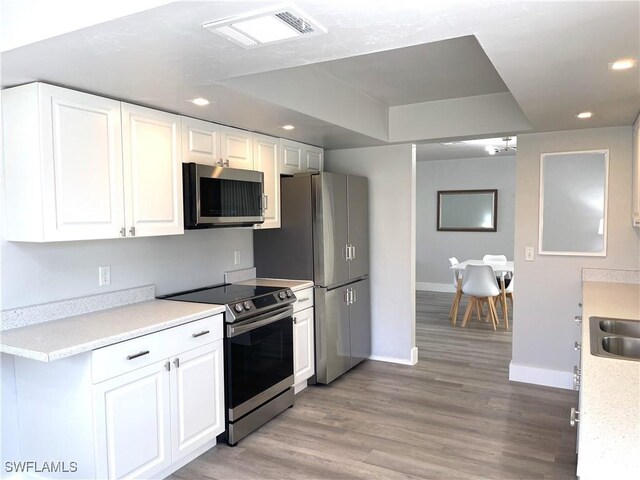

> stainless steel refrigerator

[{"left": 254, "top": 172, "right": 371, "bottom": 384}]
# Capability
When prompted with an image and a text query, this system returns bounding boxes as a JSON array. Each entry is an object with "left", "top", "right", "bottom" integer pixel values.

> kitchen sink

[
  {"left": 589, "top": 316, "right": 640, "bottom": 362},
  {"left": 601, "top": 336, "right": 640, "bottom": 359},
  {"left": 599, "top": 319, "right": 640, "bottom": 338}
]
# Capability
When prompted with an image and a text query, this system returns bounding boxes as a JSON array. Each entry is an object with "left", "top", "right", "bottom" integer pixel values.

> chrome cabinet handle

[
  {"left": 293, "top": 316, "right": 297, "bottom": 324},
  {"left": 573, "top": 366, "right": 581, "bottom": 390},
  {"left": 127, "top": 350, "right": 149, "bottom": 360},
  {"left": 129, "top": 226, "right": 136, "bottom": 237},
  {"left": 192, "top": 330, "right": 210, "bottom": 338},
  {"left": 120, "top": 227, "right": 126, "bottom": 237},
  {"left": 570, "top": 407, "right": 580, "bottom": 426},
  {"left": 574, "top": 315, "right": 582, "bottom": 324},
  {"left": 223, "top": 159, "right": 229, "bottom": 167},
  {"left": 165, "top": 361, "right": 171, "bottom": 371},
  {"left": 574, "top": 341, "right": 581, "bottom": 351},
  {"left": 174, "top": 358, "right": 180, "bottom": 368},
  {"left": 298, "top": 298, "right": 310, "bottom": 302}
]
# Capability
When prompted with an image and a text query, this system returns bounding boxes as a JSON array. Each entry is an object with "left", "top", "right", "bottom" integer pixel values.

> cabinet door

[
  {"left": 220, "top": 126, "right": 253, "bottom": 170},
  {"left": 253, "top": 133, "right": 281, "bottom": 229},
  {"left": 41, "top": 85, "right": 125, "bottom": 241},
  {"left": 347, "top": 175, "right": 369, "bottom": 279},
  {"left": 293, "top": 307, "right": 315, "bottom": 385},
  {"left": 181, "top": 116, "right": 220, "bottom": 166},
  {"left": 170, "top": 341, "right": 224, "bottom": 463},
  {"left": 122, "top": 103, "right": 184, "bottom": 237},
  {"left": 280, "top": 139, "right": 303, "bottom": 175},
  {"left": 349, "top": 279, "right": 371, "bottom": 368},
  {"left": 304, "top": 145, "right": 323, "bottom": 172},
  {"left": 93, "top": 360, "right": 172, "bottom": 480}
]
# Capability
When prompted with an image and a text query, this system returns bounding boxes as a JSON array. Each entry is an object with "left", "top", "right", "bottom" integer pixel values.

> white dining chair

[
  {"left": 482, "top": 254, "right": 507, "bottom": 263},
  {"left": 460, "top": 265, "right": 501, "bottom": 330},
  {"left": 448, "top": 257, "right": 462, "bottom": 325}
]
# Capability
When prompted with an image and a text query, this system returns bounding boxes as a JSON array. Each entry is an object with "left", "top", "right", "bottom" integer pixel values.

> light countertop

[
  {"left": 577, "top": 281, "right": 640, "bottom": 479},
  {"left": 236, "top": 278, "right": 314, "bottom": 292},
  {"left": 0, "top": 300, "right": 224, "bottom": 362}
]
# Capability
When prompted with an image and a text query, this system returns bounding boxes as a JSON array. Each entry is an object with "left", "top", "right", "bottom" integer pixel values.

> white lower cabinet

[
  {"left": 93, "top": 360, "right": 172, "bottom": 480},
  {"left": 293, "top": 287, "right": 315, "bottom": 393},
  {"left": 12, "top": 315, "right": 224, "bottom": 480}
]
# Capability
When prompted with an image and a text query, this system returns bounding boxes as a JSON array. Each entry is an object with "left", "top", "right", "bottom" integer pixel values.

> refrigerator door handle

[
  {"left": 351, "top": 244, "right": 356, "bottom": 261},
  {"left": 344, "top": 244, "right": 351, "bottom": 261},
  {"left": 344, "top": 288, "right": 350, "bottom": 305},
  {"left": 352, "top": 288, "right": 356, "bottom": 304}
]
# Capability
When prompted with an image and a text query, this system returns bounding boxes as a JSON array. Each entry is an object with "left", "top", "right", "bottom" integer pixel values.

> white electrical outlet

[
  {"left": 525, "top": 247, "right": 535, "bottom": 262},
  {"left": 234, "top": 251, "right": 241, "bottom": 265},
  {"left": 98, "top": 266, "right": 111, "bottom": 286}
]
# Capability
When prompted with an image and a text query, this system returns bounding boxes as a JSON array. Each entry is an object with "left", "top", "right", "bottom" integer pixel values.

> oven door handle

[{"left": 227, "top": 306, "right": 293, "bottom": 338}]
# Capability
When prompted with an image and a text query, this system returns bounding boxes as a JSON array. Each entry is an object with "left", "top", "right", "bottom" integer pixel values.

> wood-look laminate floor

[{"left": 169, "top": 291, "right": 578, "bottom": 480}]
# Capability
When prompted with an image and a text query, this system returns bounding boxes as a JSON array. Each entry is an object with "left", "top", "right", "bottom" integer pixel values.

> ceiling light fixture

[
  {"left": 282, "top": 125, "right": 295, "bottom": 130},
  {"left": 575, "top": 111, "right": 593, "bottom": 119},
  {"left": 203, "top": 5, "right": 327, "bottom": 49},
  {"left": 608, "top": 59, "right": 637, "bottom": 71},
  {"left": 484, "top": 137, "right": 517, "bottom": 156},
  {"left": 189, "top": 98, "right": 210, "bottom": 106}
]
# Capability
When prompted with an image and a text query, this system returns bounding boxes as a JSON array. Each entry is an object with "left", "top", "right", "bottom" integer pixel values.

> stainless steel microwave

[{"left": 183, "top": 163, "right": 264, "bottom": 228}]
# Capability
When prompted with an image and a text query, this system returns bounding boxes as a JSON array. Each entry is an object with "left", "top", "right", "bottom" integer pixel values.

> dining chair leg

[
  {"left": 461, "top": 297, "right": 475, "bottom": 327},
  {"left": 487, "top": 297, "right": 498, "bottom": 331},
  {"left": 474, "top": 301, "right": 483, "bottom": 322},
  {"left": 500, "top": 277, "right": 509, "bottom": 331},
  {"left": 450, "top": 289, "right": 462, "bottom": 326},
  {"left": 493, "top": 296, "right": 502, "bottom": 327}
]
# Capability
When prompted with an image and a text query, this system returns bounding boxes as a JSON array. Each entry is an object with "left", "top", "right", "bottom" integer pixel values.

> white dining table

[{"left": 450, "top": 260, "right": 514, "bottom": 329}]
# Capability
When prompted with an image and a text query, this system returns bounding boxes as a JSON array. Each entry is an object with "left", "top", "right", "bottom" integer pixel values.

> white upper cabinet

[
  {"left": 280, "top": 138, "right": 323, "bottom": 175},
  {"left": 633, "top": 113, "right": 640, "bottom": 228},
  {"left": 253, "top": 133, "right": 281, "bottom": 229},
  {"left": 304, "top": 145, "right": 324, "bottom": 173},
  {"left": 2, "top": 83, "right": 126, "bottom": 241},
  {"left": 220, "top": 126, "right": 254, "bottom": 170},
  {"left": 121, "top": 104, "right": 183, "bottom": 237},
  {"left": 2, "top": 83, "right": 184, "bottom": 242},
  {"left": 181, "top": 116, "right": 220, "bottom": 166}
]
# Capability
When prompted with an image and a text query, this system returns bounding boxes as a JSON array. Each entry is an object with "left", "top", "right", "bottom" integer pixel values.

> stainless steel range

[{"left": 162, "top": 283, "right": 296, "bottom": 445}]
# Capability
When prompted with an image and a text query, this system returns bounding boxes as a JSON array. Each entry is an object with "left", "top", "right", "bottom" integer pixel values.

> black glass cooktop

[{"left": 161, "top": 284, "right": 283, "bottom": 305}]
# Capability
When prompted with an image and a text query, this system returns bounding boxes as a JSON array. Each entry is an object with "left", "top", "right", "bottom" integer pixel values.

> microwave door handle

[{"left": 227, "top": 307, "right": 293, "bottom": 337}]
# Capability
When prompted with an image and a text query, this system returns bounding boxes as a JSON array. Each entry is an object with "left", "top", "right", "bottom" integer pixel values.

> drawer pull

[
  {"left": 298, "top": 298, "right": 310, "bottom": 302},
  {"left": 570, "top": 407, "right": 580, "bottom": 426},
  {"left": 192, "top": 330, "right": 210, "bottom": 338},
  {"left": 127, "top": 350, "right": 150, "bottom": 361}
]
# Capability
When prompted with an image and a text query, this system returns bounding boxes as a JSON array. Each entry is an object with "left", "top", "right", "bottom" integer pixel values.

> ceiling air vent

[{"left": 202, "top": 4, "right": 327, "bottom": 49}]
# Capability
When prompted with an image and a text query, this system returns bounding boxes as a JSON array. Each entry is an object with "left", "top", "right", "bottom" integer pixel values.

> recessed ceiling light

[
  {"left": 282, "top": 125, "right": 295, "bottom": 130},
  {"left": 575, "top": 111, "right": 593, "bottom": 119},
  {"left": 203, "top": 5, "right": 327, "bottom": 49},
  {"left": 190, "top": 98, "right": 210, "bottom": 106},
  {"left": 608, "top": 59, "right": 637, "bottom": 71}
]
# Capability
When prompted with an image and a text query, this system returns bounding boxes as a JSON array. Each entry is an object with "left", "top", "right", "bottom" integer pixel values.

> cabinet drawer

[
  {"left": 92, "top": 330, "right": 168, "bottom": 384},
  {"left": 168, "top": 314, "right": 223, "bottom": 355},
  {"left": 92, "top": 315, "right": 223, "bottom": 383},
  {"left": 294, "top": 287, "right": 314, "bottom": 313}
]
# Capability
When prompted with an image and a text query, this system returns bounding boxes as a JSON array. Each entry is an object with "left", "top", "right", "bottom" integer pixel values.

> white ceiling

[
  {"left": 416, "top": 137, "right": 518, "bottom": 162},
  {"left": 1, "top": 1, "right": 638, "bottom": 150}
]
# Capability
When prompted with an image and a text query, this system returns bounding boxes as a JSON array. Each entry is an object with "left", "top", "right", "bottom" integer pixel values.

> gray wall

[
  {"left": 0, "top": 229, "right": 254, "bottom": 309},
  {"left": 416, "top": 155, "right": 516, "bottom": 289},
  {"left": 511, "top": 126, "right": 640, "bottom": 388},
  {"left": 325, "top": 144, "right": 417, "bottom": 364}
]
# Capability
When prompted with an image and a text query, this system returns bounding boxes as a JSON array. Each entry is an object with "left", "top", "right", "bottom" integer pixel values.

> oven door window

[
  {"left": 227, "top": 317, "right": 293, "bottom": 409},
  {"left": 200, "top": 177, "right": 261, "bottom": 217}
]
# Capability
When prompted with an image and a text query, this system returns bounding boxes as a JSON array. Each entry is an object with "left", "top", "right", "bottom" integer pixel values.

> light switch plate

[{"left": 525, "top": 247, "right": 535, "bottom": 262}]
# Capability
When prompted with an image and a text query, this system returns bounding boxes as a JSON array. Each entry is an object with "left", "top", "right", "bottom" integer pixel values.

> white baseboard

[
  {"left": 416, "top": 282, "right": 455, "bottom": 293},
  {"left": 369, "top": 348, "right": 418, "bottom": 366},
  {"left": 294, "top": 380, "right": 308, "bottom": 394},
  {"left": 509, "top": 361, "right": 574, "bottom": 390}
]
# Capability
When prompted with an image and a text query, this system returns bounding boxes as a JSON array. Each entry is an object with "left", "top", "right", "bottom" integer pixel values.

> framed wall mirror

[
  {"left": 539, "top": 150, "right": 609, "bottom": 256},
  {"left": 437, "top": 189, "right": 498, "bottom": 232}
]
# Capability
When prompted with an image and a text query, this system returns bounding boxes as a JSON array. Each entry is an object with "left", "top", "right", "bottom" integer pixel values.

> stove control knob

[
  {"left": 286, "top": 290, "right": 292, "bottom": 298},
  {"left": 278, "top": 291, "right": 286, "bottom": 300},
  {"left": 234, "top": 303, "right": 243, "bottom": 313},
  {"left": 243, "top": 301, "right": 252, "bottom": 310}
]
